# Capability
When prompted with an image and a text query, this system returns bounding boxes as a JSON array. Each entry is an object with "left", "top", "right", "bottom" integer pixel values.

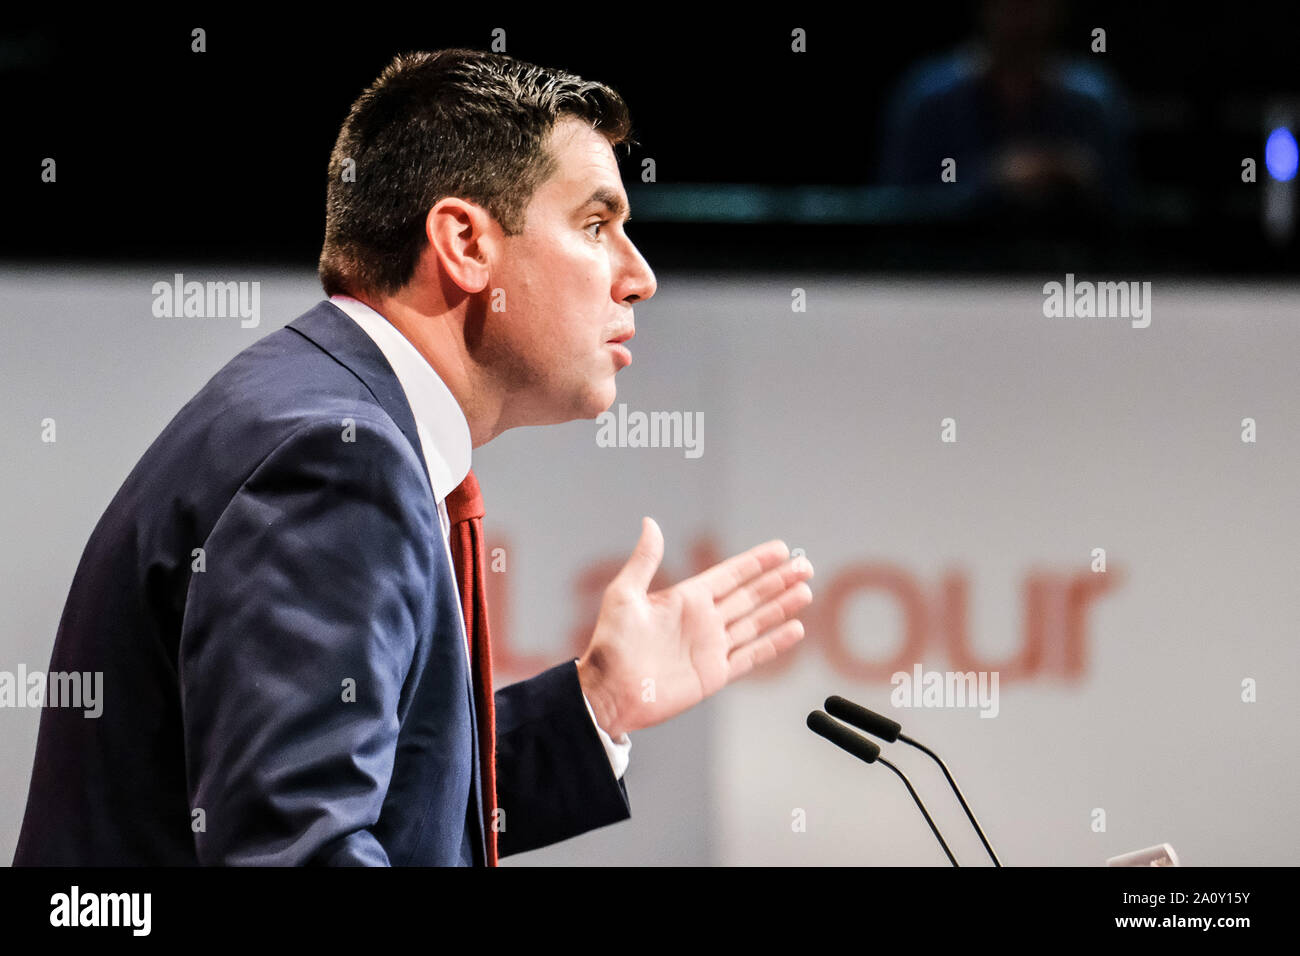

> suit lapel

[
  {"left": 288, "top": 299, "right": 488, "bottom": 865},
  {"left": 287, "top": 300, "right": 433, "bottom": 491}
]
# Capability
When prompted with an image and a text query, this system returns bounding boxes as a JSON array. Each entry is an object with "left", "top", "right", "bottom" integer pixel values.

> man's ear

[{"left": 425, "top": 197, "right": 496, "bottom": 294}]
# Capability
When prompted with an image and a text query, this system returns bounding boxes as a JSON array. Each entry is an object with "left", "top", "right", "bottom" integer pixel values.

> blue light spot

[{"left": 1265, "top": 127, "right": 1298, "bottom": 182}]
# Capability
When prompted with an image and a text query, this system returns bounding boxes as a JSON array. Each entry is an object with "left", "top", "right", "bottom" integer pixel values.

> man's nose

[{"left": 620, "top": 241, "right": 657, "bottom": 304}]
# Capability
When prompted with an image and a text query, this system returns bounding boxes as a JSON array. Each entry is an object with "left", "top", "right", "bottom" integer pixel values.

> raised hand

[{"left": 576, "top": 517, "right": 814, "bottom": 739}]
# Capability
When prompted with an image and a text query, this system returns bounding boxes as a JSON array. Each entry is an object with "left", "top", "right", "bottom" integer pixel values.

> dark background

[{"left": 4, "top": 4, "right": 1298, "bottom": 274}]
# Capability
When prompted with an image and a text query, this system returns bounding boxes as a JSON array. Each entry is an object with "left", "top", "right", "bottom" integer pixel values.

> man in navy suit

[{"left": 14, "top": 48, "right": 815, "bottom": 865}]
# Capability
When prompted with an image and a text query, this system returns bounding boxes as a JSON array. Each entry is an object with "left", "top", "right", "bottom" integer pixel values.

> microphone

[
  {"left": 807, "top": 710, "right": 881, "bottom": 763},
  {"left": 806, "top": 710, "right": 959, "bottom": 866},
  {"left": 825, "top": 695, "right": 1001, "bottom": 867}
]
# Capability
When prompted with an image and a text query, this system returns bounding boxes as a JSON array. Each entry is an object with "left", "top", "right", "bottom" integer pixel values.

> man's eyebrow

[{"left": 579, "top": 187, "right": 631, "bottom": 221}]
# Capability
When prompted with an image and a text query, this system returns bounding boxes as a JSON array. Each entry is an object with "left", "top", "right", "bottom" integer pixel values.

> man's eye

[{"left": 585, "top": 220, "right": 606, "bottom": 239}]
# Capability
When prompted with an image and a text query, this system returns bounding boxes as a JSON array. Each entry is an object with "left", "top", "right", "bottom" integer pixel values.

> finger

[
  {"left": 715, "top": 555, "right": 814, "bottom": 625},
  {"left": 610, "top": 516, "right": 664, "bottom": 594},
  {"left": 725, "top": 580, "right": 813, "bottom": 649},
  {"left": 689, "top": 539, "right": 790, "bottom": 600},
  {"left": 726, "top": 618, "right": 806, "bottom": 681}
]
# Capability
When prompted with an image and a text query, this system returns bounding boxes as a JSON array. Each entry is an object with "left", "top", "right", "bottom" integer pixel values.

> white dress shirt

[{"left": 329, "top": 294, "right": 630, "bottom": 781}]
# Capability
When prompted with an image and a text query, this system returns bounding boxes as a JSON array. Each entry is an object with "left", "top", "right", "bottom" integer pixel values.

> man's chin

[
  {"left": 582, "top": 377, "right": 619, "bottom": 419},
  {"left": 532, "top": 382, "right": 616, "bottom": 425}
]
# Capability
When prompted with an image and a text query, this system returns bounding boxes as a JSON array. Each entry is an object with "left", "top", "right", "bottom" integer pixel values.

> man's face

[{"left": 482, "top": 116, "right": 656, "bottom": 425}]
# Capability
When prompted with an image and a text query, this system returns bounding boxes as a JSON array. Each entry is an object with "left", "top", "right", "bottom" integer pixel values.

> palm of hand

[{"left": 579, "top": 518, "right": 814, "bottom": 738}]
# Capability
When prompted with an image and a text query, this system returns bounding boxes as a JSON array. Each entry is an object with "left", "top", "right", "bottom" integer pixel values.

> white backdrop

[{"left": 2, "top": 266, "right": 1296, "bottom": 865}]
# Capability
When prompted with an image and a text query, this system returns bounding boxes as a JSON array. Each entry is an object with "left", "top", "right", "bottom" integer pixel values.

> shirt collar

[{"left": 329, "top": 294, "right": 472, "bottom": 502}]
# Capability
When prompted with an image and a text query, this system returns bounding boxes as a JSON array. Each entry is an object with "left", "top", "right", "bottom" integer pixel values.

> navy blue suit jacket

[{"left": 13, "top": 300, "right": 630, "bottom": 865}]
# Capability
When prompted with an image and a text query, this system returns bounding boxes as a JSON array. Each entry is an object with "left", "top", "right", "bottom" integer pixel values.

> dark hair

[{"left": 318, "top": 49, "right": 633, "bottom": 298}]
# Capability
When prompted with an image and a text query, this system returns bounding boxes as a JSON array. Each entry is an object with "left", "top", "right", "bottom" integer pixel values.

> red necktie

[{"left": 445, "top": 469, "right": 498, "bottom": 867}]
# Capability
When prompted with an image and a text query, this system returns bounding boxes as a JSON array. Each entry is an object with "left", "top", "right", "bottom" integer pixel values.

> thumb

[{"left": 612, "top": 516, "right": 664, "bottom": 594}]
